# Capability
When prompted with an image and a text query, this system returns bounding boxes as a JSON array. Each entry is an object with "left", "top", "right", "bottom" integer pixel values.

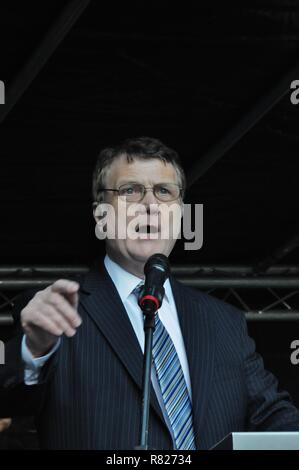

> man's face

[{"left": 93, "top": 155, "right": 183, "bottom": 272}]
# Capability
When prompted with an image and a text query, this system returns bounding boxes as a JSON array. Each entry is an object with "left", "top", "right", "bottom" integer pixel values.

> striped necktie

[{"left": 133, "top": 283, "right": 196, "bottom": 450}]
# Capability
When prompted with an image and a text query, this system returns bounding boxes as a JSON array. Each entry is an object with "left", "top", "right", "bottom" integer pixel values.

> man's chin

[{"left": 127, "top": 239, "right": 167, "bottom": 261}]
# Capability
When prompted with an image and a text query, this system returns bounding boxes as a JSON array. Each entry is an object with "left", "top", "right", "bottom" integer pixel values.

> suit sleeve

[
  {"left": 241, "top": 313, "right": 299, "bottom": 430},
  {"left": 0, "top": 289, "right": 58, "bottom": 418}
]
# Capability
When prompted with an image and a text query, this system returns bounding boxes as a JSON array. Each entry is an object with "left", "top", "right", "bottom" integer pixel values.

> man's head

[{"left": 92, "top": 137, "right": 186, "bottom": 277}]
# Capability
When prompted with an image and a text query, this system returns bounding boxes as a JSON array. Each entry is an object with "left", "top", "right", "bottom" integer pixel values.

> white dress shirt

[
  {"left": 22, "top": 254, "right": 193, "bottom": 446},
  {"left": 22, "top": 335, "right": 61, "bottom": 385}
]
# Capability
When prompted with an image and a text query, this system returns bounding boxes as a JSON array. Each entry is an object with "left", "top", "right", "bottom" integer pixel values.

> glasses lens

[
  {"left": 154, "top": 184, "right": 180, "bottom": 201},
  {"left": 119, "top": 184, "right": 144, "bottom": 201}
]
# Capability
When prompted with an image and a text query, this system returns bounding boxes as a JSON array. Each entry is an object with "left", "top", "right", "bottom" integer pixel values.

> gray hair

[{"left": 92, "top": 136, "right": 186, "bottom": 204}]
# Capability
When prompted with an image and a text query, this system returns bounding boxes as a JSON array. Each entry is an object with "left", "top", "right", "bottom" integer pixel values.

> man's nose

[{"left": 142, "top": 188, "right": 159, "bottom": 206}]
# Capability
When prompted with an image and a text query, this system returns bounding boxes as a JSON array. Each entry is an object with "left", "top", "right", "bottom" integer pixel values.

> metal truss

[{"left": 1, "top": 265, "right": 299, "bottom": 325}]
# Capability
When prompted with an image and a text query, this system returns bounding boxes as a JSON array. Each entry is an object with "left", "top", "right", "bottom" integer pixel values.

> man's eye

[
  {"left": 121, "top": 186, "right": 135, "bottom": 194},
  {"left": 158, "top": 186, "right": 170, "bottom": 194}
]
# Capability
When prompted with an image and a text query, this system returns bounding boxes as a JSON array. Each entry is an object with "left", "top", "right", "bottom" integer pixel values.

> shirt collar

[{"left": 104, "top": 254, "right": 170, "bottom": 304}]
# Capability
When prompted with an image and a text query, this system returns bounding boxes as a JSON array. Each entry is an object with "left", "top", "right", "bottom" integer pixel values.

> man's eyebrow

[
  {"left": 116, "top": 180, "right": 179, "bottom": 186},
  {"left": 115, "top": 179, "right": 140, "bottom": 186}
]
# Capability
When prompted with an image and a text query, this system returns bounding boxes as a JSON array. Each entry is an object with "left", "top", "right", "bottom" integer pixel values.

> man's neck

[{"left": 106, "top": 250, "right": 145, "bottom": 280}]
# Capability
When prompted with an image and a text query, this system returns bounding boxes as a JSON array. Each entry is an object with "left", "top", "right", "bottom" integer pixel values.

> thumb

[
  {"left": 63, "top": 284, "right": 79, "bottom": 310},
  {"left": 69, "top": 290, "right": 79, "bottom": 310}
]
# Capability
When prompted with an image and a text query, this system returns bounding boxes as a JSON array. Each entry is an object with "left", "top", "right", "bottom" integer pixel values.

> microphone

[{"left": 138, "top": 253, "right": 170, "bottom": 315}]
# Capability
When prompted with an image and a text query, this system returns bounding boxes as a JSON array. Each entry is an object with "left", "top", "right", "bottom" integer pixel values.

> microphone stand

[
  {"left": 134, "top": 253, "right": 169, "bottom": 450},
  {"left": 135, "top": 310, "right": 156, "bottom": 450}
]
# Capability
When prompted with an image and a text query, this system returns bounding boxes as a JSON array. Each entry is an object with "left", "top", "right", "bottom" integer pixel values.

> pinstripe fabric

[{"left": 2, "top": 258, "right": 299, "bottom": 449}]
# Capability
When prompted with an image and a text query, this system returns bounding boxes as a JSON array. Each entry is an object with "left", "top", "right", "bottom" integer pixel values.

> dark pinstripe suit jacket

[{"left": 1, "top": 260, "right": 299, "bottom": 449}]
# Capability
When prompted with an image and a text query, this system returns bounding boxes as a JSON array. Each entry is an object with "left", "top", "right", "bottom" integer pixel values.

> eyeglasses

[{"left": 98, "top": 183, "right": 182, "bottom": 202}]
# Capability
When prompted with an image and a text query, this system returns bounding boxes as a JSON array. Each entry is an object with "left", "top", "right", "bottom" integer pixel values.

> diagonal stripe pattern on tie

[{"left": 133, "top": 283, "right": 196, "bottom": 450}]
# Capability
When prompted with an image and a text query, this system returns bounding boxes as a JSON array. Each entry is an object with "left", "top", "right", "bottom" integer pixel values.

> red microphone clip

[{"left": 139, "top": 294, "right": 160, "bottom": 312}]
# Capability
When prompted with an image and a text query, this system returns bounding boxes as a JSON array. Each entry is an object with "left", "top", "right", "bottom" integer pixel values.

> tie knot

[{"left": 132, "top": 282, "right": 144, "bottom": 300}]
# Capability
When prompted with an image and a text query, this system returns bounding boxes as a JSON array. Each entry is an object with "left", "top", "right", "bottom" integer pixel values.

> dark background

[
  {"left": 0, "top": 0, "right": 299, "bottom": 265},
  {"left": 0, "top": 0, "right": 299, "bottom": 447}
]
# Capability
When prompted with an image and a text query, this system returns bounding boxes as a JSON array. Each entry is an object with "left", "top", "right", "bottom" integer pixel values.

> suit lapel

[
  {"left": 78, "top": 260, "right": 215, "bottom": 448},
  {"left": 79, "top": 262, "right": 167, "bottom": 427},
  {"left": 169, "top": 276, "right": 215, "bottom": 449}
]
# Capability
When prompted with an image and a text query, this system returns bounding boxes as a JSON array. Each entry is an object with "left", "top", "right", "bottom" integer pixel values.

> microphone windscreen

[{"left": 144, "top": 253, "right": 170, "bottom": 278}]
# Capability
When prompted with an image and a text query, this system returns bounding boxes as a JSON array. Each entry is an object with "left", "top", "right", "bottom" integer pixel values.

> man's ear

[
  {"left": 93, "top": 201, "right": 109, "bottom": 240},
  {"left": 180, "top": 199, "right": 184, "bottom": 219},
  {"left": 92, "top": 201, "right": 101, "bottom": 223}
]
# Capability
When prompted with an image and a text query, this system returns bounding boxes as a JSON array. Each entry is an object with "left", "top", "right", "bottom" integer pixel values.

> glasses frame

[{"left": 97, "top": 182, "right": 183, "bottom": 203}]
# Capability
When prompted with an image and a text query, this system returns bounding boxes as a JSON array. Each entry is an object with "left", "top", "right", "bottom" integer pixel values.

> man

[{"left": 1, "top": 136, "right": 299, "bottom": 450}]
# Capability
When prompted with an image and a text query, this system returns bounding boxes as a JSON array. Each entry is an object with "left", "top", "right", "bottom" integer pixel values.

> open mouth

[{"left": 135, "top": 224, "right": 159, "bottom": 234}]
